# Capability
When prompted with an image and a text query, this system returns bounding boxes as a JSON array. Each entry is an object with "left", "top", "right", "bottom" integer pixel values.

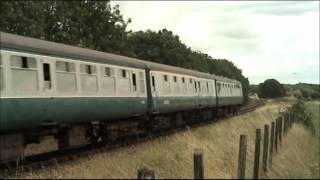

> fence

[
  {"left": 237, "top": 107, "right": 294, "bottom": 179},
  {"left": 136, "top": 107, "right": 294, "bottom": 179}
]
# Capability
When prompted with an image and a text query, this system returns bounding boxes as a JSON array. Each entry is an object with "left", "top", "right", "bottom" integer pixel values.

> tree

[
  {"left": 0, "top": 0, "right": 131, "bottom": 54},
  {"left": 258, "top": 79, "right": 286, "bottom": 98},
  {"left": 1, "top": 1, "right": 250, "bottom": 102}
]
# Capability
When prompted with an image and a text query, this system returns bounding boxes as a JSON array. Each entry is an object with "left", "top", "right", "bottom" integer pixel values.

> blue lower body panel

[
  {"left": 0, "top": 97, "right": 148, "bottom": 132},
  {"left": 218, "top": 96, "right": 243, "bottom": 106},
  {"left": 152, "top": 96, "right": 217, "bottom": 114}
]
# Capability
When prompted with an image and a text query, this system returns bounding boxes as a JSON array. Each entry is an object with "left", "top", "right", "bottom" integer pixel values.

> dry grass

[
  {"left": 264, "top": 124, "right": 320, "bottom": 179},
  {"left": 306, "top": 100, "right": 320, "bottom": 137},
  {"left": 3, "top": 98, "right": 319, "bottom": 179}
]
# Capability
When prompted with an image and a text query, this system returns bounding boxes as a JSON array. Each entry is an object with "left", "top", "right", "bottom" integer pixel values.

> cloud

[
  {"left": 240, "top": 1, "right": 319, "bottom": 16},
  {"left": 110, "top": 1, "right": 319, "bottom": 84}
]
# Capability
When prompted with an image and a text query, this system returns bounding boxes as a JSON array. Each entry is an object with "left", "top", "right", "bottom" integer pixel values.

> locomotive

[{"left": 0, "top": 32, "right": 243, "bottom": 162}]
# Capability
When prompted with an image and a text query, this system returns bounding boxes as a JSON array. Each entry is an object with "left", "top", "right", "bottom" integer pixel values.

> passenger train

[{"left": 0, "top": 32, "right": 243, "bottom": 162}]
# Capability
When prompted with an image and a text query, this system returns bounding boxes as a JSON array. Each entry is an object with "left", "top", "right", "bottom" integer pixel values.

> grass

[
  {"left": 2, "top": 98, "right": 319, "bottom": 179},
  {"left": 264, "top": 124, "right": 320, "bottom": 179},
  {"left": 306, "top": 100, "right": 320, "bottom": 137}
]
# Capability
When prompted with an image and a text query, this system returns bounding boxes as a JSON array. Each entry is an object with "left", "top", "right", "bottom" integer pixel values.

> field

[{"left": 3, "top": 98, "right": 319, "bottom": 179}]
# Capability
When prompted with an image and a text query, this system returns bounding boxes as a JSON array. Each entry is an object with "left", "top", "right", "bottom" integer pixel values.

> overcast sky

[{"left": 110, "top": 1, "right": 319, "bottom": 84}]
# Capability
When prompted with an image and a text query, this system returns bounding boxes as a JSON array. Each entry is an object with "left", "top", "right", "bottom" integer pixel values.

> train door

[
  {"left": 213, "top": 79, "right": 219, "bottom": 107},
  {"left": 40, "top": 59, "right": 55, "bottom": 93},
  {"left": 151, "top": 73, "right": 157, "bottom": 111},
  {"left": 194, "top": 80, "right": 200, "bottom": 108},
  {"left": 130, "top": 71, "right": 140, "bottom": 116}
]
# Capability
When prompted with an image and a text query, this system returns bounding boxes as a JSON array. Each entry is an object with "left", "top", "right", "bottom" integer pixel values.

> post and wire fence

[{"left": 136, "top": 107, "right": 294, "bottom": 179}]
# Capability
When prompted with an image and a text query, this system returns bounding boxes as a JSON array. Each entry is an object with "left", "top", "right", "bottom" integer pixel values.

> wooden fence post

[
  {"left": 279, "top": 118, "right": 283, "bottom": 144},
  {"left": 194, "top": 148, "right": 204, "bottom": 179},
  {"left": 275, "top": 119, "right": 279, "bottom": 153},
  {"left": 137, "top": 167, "right": 155, "bottom": 179},
  {"left": 269, "top": 122, "right": 275, "bottom": 165},
  {"left": 283, "top": 113, "right": 287, "bottom": 135},
  {"left": 283, "top": 112, "right": 287, "bottom": 136},
  {"left": 286, "top": 111, "right": 290, "bottom": 132},
  {"left": 286, "top": 112, "right": 289, "bottom": 132},
  {"left": 289, "top": 111, "right": 293, "bottom": 128},
  {"left": 262, "top": 125, "right": 269, "bottom": 173},
  {"left": 288, "top": 111, "right": 291, "bottom": 129},
  {"left": 237, "top": 134, "right": 247, "bottom": 179},
  {"left": 253, "top": 129, "right": 261, "bottom": 179}
]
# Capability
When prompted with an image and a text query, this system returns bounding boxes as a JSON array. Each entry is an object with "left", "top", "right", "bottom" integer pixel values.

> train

[{"left": 0, "top": 32, "right": 243, "bottom": 162}]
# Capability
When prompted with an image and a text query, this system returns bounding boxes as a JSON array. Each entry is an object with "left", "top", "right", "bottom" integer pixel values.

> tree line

[
  {"left": 250, "top": 79, "right": 319, "bottom": 100},
  {"left": 0, "top": 0, "right": 249, "bottom": 102}
]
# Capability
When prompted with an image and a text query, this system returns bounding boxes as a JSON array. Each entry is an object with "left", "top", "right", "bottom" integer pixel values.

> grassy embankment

[
  {"left": 3, "top": 98, "right": 319, "bottom": 179},
  {"left": 264, "top": 100, "right": 319, "bottom": 179}
]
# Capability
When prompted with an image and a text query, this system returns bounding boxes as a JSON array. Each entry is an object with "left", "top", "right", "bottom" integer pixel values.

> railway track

[{"left": 0, "top": 99, "right": 264, "bottom": 177}]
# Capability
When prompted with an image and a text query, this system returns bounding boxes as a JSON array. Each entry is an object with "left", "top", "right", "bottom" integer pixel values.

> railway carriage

[
  {"left": 216, "top": 77, "right": 243, "bottom": 106},
  {"left": 0, "top": 32, "right": 243, "bottom": 162},
  {"left": 147, "top": 63, "right": 218, "bottom": 114}
]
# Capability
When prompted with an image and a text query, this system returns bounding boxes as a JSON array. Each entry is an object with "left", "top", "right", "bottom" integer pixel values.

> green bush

[
  {"left": 258, "top": 79, "right": 286, "bottom": 98},
  {"left": 291, "top": 98, "right": 315, "bottom": 134}
]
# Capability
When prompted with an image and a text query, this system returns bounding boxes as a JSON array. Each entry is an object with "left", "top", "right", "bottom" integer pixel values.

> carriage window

[
  {"left": 105, "top": 67, "right": 111, "bottom": 76},
  {"left": 207, "top": 82, "right": 209, "bottom": 93},
  {"left": 11, "top": 56, "right": 36, "bottom": 69},
  {"left": 194, "top": 81, "right": 197, "bottom": 92},
  {"left": 56, "top": 61, "right": 75, "bottom": 72},
  {"left": 182, "top": 77, "right": 185, "bottom": 83},
  {"left": 164, "top": 75, "right": 168, "bottom": 82},
  {"left": 173, "top": 76, "right": 177, "bottom": 83},
  {"left": 132, "top": 73, "right": 137, "bottom": 91},
  {"left": 189, "top": 78, "right": 193, "bottom": 84},
  {"left": 152, "top": 75, "right": 155, "bottom": 90},
  {"left": 121, "top": 69, "right": 127, "bottom": 78},
  {"left": 86, "top": 65, "right": 92, "bottom": 74},
  {"left": 22, "top": 57, "right": 28, "bottom": 68},
  {"left": 80, "top": 64, "right": 96, "bottom": 75},
  {"left": 101, "top": 66, "right": 114, "bottom": 77}
]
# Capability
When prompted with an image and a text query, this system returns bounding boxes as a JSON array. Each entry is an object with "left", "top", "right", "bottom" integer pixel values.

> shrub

[{"left": 258, "top": 79, "right": 286, "bottom": 98}]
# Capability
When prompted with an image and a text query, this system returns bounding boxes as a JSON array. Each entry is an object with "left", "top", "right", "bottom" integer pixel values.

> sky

[{"left": 110, "top": 1, "right": 319, "bottom": 85}]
